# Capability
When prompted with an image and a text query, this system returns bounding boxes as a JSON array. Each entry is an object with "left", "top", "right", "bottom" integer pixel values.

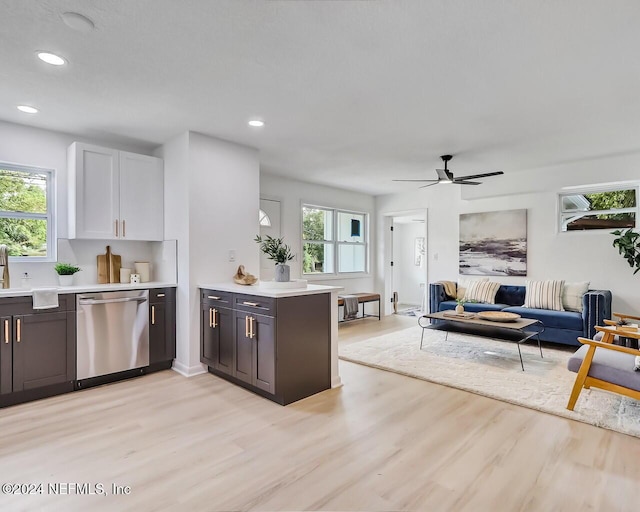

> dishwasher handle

[{"left": 78, "top": 296, "right": 148, "bottom": 306}]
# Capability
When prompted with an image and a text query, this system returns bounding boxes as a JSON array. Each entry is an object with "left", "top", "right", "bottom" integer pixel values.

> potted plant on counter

[
  {"left": 254, "top": 235, "right": 294, "bottom": 282},
  {"left": 55, "top": 263, "right": 81, "bottom": 286}
]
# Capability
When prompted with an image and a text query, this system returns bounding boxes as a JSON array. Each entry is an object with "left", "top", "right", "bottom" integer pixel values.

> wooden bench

[{"left": 338, "top": 293, "right": 381, "bottom": 323}]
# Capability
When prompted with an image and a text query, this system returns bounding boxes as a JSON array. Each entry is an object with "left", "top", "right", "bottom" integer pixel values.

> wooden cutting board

[
  {"left": 97, "top": 245, "right": 111, "bottom": 284},
  {"left": 109, "top": 251, "right": 121, "bottom": 284},
  {"left": 97, "top": 245, "right": 122, "bottom": 284}
]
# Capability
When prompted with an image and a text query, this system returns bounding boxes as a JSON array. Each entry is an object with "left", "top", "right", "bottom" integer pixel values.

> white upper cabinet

[{"left": 68, "top": 142, "right": 164, "bottom": 241}]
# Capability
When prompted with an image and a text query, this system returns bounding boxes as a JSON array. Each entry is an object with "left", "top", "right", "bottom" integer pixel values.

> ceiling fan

[{"left": 393, "top": 155, "right": 504, "bottom": 188}]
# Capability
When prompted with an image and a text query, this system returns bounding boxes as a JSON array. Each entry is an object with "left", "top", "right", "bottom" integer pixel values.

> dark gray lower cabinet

[
  {"left": 0, "top": 295, "right": 76, "bottom": 407},
  {"left": 201, "top": 289, "right": 330, "bottom": 405},
  {"left": 202, "top": 303, "right": 235, "bottom": 376},
  {"left": 149, "top": 288, "right": 176, "bottom": 372}
]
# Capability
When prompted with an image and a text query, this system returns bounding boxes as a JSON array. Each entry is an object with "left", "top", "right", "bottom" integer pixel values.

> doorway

[{"left": 384, "top": 210, "right": 428, "bottom": 317}]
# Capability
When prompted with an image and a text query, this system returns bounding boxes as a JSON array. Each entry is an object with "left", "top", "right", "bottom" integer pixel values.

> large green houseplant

[{"left": 611, "top": 229, "right": 640, "bottom": 274}]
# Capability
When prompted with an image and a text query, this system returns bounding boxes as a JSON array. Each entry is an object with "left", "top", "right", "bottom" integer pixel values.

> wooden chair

[{"left": 566, "top": 325, "right": 640, "bottom": 411}]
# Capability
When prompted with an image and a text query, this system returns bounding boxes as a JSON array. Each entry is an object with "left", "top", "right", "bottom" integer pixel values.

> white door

[
  {"left": 259, "top": 199, "right": 281, "bottom": 281},
  {"left": 119, "top": 152, "right": 164, "bottom": 241},
  {"left": 71, "top": 142, "right": 119, "bottom": 239}
]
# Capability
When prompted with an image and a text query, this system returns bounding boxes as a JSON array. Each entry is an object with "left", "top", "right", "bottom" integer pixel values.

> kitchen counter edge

[
  {"left": 199, "top": 282, "right": 343, "bottom": 298},
  {"left": 0, "top": 282, "right": 177, "bottom": 298}
]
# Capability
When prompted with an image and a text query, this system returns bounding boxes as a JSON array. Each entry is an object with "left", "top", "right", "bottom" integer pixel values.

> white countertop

[
  {"left": 199, "top": 282, "right": 343, "bottom": 298},
  {"left": 0, "top": 281, "right": 177, "bottom": 298}
]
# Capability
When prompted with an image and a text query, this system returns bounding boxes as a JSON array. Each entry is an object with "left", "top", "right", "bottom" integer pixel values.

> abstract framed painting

[{"left": 459, "top": 209, "right": 527, "bottom": 276}]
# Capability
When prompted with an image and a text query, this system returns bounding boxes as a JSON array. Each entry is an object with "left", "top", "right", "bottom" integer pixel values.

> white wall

[
  {"left": 376, "top": 152, "right": 640, "bottom": 316},
  {"left": 158, "top": 131, "right": 260, "bottom": 375},
  {"left": 392, "top": 222, "right": 426, "bottom": 305},
  {"left": 260, "top": 173, "right": 376, "bottom": 295}
]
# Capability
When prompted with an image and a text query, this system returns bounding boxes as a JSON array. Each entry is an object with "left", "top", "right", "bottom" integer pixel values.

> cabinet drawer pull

[
  {"left": 115, "top": 220, "right": 119, "bottom": 237},
  {"left": 16, "top": 318, "right": 21, "bottom": 343},
  {"left": 249, "top": 317, "right": 255, "bottom": 339},
  {"left": 242, "top": 301, "right": 259, "bottom": 307},
  {"left": 156, "top": 293, "right": 165, "bottom": 298},
  {"left": 212, "top": 308, "right": 218, "bottom": 328},
  {"left": 151, "top": 305, "right": 155, "bottom": 325},
  {"left": 209, "top": 308, "right": 213, "bottom": 328},
  {"left": 4, "top": 320, "right": 8, "bottom": 344},
  {"left": 245, "top": 315, "right": 249, "bottom": 338},
  {"left": 208, "top": 295, "right": 221, "bottom": 300},
  {"left": 122, "top": 219, "right": 126, "bottom": 238}
]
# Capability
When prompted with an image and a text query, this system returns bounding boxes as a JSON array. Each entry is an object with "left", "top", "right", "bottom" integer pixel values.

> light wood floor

[{"left": 0, "top": 315, "right": 638, "bottom": 511}]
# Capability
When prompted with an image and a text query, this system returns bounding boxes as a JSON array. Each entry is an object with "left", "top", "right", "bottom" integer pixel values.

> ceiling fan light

[{"left": 440, "top": 179, "right": 453, "bottom": 185}]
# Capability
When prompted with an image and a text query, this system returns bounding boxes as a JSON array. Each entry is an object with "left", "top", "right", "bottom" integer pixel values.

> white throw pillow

[
  {"left": 562, "top": 281, "right": 590, "bottom": 312},
  {"left": 524, "top": 280, "right": 565, "bottom": 311},
  {"left": 463, "top": 280, "right": 501, "bottom": 304},
  {"left": 635, "top": 356, "right": 640, "bottom": 372},
  {"left": 457, "top": 277, "right": 489, "bottom": 300}
]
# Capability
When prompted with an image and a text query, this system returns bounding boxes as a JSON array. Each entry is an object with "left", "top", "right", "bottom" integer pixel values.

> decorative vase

[
  {"left": 455, "top": 304, "right": 464, "bottom": 314},
  {"left": 58, "top": 274, "right": 74, "bottom": 287},
  {"left": 274, "top": 264, "right": 290, "bottom": 282}
]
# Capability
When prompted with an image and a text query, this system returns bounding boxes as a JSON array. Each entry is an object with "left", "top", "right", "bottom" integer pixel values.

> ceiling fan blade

[
  {"left": 454, "top": 180, "right": 481, "bottom": 185},
  {"left": 392, "top": 179, "right": 439, "bottom": 182},
  {"left": 419, "top": 182, "right": 439, "bottom": 189},
  {"left": 454, "top": 171, "right": 504, "bottom": 180}
]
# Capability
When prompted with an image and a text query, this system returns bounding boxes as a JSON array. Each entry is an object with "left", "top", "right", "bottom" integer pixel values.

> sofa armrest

[
  {"left": 429, "top": 283, "right": 447, "bottom": 314},
  {"left": 582, "top": 290, "right": 612, "bottom": 338}
]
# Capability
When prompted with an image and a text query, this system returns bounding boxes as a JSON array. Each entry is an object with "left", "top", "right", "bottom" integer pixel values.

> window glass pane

[
  {"left": 561, "top": 189, "right": 636, "bottom": 213},
  {"left": 0, "top": 169, "right": 47, "bottom": 214},
  {"left": 0, "top": 218, "right": 48, "bottom": 256},
  {"left": 338, "top": 244, "right": 366, "bottom": 273},
  {"left": 337, "top": 212, "right": 365, "bottom": 243},
  {"left": 303, "top": 242, "right": 334, "bottom": 274},
  {"left": 303, "top": 207, "right": 333, "bottom": 241},
  {"left": 561, "top": 212, "right": 635, "bottom": 231},
  {"left": 259, "top": 209, "right": 271, "bottom": 227}
]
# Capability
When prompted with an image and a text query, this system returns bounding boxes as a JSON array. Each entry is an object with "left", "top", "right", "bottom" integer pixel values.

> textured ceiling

[{"left": 1, "top": 0, "right": 639, "bottom": 195}]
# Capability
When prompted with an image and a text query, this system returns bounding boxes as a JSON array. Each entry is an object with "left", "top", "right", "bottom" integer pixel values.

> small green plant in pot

[
  {"left": 254, "top": 235, "right": 294, "bottom": 282},
  {"left": 54, "top": 263, "right": 81, "bottom": 286},
  {"left": 455, "top": 298, "right": 465, "bottom": 314}
]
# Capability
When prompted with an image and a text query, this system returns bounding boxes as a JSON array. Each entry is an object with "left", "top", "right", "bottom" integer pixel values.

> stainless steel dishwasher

[{"left": 76, "top": 290, "right": 149, "bottom": 381}]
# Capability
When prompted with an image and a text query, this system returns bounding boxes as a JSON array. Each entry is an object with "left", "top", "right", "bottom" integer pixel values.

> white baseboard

[
  {"left": 172, "top": 361, "right": 207, "bottom": 377},
  {"left": 331, "top": 376, "right": 343, "bottom": 388}
]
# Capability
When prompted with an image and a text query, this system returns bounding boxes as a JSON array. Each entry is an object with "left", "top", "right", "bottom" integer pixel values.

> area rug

[
  {"left": 395, "top": 307, "right": 423, "bottom": 317},
  {"left": 339, "top": 327, "right": 640, "bottom": 438}
]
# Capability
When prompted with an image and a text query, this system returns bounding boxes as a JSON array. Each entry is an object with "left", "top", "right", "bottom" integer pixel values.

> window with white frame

[
  {"left": 0, "top": 163, "right": 54, "bottom": 259},
  {"left": 559, "top": 186, "right": 638, "bottom": 232},
  {"left": 302, "top": 205, "right": 368, "bottom": 275}
]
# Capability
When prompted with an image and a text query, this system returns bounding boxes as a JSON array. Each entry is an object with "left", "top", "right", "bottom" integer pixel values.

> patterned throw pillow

[
  {"left": 524, "top": 280, "right": 565, "bottom": 311},
  {"left": 562, "top": 281, "right": 590, "bottom": 312},
  {"left": 463, "top": 280, "right": 501, "bottom": 304},
  {"left": 456, "top": 277, "right": 489, "bottom": 300}
]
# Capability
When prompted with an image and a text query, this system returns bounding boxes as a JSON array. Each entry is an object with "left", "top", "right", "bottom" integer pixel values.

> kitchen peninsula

[{"left": 199, "top": 282, "right": 342, "bottom": 405}]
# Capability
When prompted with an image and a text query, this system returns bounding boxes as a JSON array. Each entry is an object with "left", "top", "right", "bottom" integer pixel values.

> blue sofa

[{"left": 429, "top": 283, "right": 612, "bottom": 347}]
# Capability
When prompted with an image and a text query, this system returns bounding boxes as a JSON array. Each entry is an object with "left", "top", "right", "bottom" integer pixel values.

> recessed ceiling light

[
  {"left": 17, "top": 105, "right": 38, "bottom": 114},
  {"left": 61, "top": 12, "right": 95, "bottom": 32},
  {"left": 37, "top": 52, "right": 66, "bottom": 66},
  {"left": 248, "top": 119, "right": 265, "bottom": 127}
]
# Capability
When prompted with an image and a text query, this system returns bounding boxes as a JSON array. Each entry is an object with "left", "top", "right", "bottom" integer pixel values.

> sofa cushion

[
  {"left": 494, "top": 285, "right": 526, "bottom": 307},
  {"left": 463, "top": 280, "right": 501, "bottom": 304},
  {"left": 562, "top": 281, "right": 590, "bottom": 312},
  {"left": 439, "top": 300, "right": 508, "bottom": 313},
  {"left": 524, "top": 280, "right": 565, "bottom": 311},
  {"left": 503, "top": 306, "right": 582, "bottom": 331},
  {"left": 456, "top": 277, "right": 488, "bottom": 300},
  {"left": 568, "top": 344, "right": 640, "bottom": 391}
]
